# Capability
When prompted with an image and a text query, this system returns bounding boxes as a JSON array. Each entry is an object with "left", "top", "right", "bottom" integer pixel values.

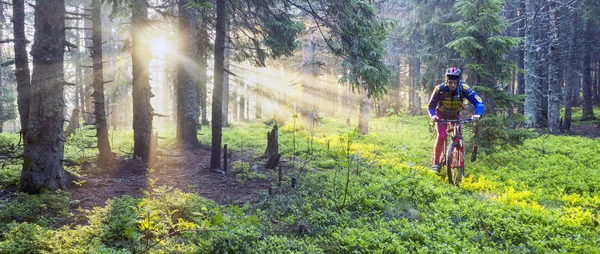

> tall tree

[
  {"left": 222, "top": 23, "right": 231, "bottom": 127},
  {"left": 580, "top": 18, "right": 596, "bottom": 121},
  {"left": 0, "top": 4, "right": 16, "bottom": 133},
  {"left": 91, "top": 0, "right": 113, "bottom": 164},
  {"left": 196, "top": 8, "right": 210, "bottom": 126},
  {"left": 12, "top": 0, "right": 30, "bottom": 134},
  {"left": 563, "top": 10, "right": 580, "bottom": 131},
  {"left": 546, "top": 0, "right": 560, "bottom": 133},
  {"left": 131, "top": 0, "right": 154, "bottom": 163},
  {"left": 176, "top": 0, "right": 202, "bottom": 150},
  {"left": 357, "top": 88, "right": 369, "bottom": 134},
  {"left": 20, "top": 0, "right": 68, "bottom": 193},
  {"left": 524, "top": 0, "right": 541, "bottom": 128},
  {"left": 447, "top": 0, "right": 521, "bottom": 113},
  {"left": 210, "top": 0, "right": 226, "bottom": 170}
]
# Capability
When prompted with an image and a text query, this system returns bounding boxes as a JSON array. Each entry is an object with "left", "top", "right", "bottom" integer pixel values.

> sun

[{"left": 149, "top": 38, "right": 171, "bottom": 57}]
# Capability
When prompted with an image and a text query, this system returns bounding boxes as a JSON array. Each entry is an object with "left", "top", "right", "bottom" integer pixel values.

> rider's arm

[
  {"left": 428, "top": 85, "right": 442, "bottom": 117},
  {"left": 461, "top": 84, "right": 484, "bottom": 116}
]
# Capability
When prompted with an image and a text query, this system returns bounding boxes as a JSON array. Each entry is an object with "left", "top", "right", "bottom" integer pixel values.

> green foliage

[
  {"left": 470, "top": 114, "right": 537, "bottom": 154},
  {"left": 0, "top": 222, "right": 53, "bottom": 253},
  {"left": 447, "top": 0, "right": 521, "bottom": 86},
  {"left": 0, "top": 191, "right": 70, "bottom": 233},
  {"left": 0, "top": 133, "right": 22, "bottom": 189},
  {"left": 0, "top": 85, "right": 17, "bottom": 125},
  {"left": 327, "top": 0, "right": 393, "bottom": 98},
  {"left": 262, "top": 15, "right": 304, "bottom": 59},
  {"left": 565, "top": 106, "right": 600, "bottom": 125},
  {"left": 395, "top": 0, "right": 458, "bottom": 89},
  {"left": 1, "top": 115, "right": 599, "bottom": 252}
]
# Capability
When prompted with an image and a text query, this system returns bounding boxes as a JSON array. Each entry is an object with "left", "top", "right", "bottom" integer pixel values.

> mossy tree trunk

[{"left": 20, "top": 0, "right": 68, "bottom": 194}]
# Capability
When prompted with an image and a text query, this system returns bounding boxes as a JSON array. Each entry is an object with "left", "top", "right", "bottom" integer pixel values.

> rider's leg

[{"left": 433, "top": 122, "right": 447, "bottom": 165}]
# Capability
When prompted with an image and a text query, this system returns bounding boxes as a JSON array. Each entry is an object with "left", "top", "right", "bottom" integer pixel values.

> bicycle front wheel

[{"left": 446, "top": 143, "right": 464, "bottom": 185}]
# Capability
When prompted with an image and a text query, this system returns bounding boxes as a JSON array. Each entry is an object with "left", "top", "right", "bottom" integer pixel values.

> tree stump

[
  {"left": 65, "top": 108, "right": 80, "bottom": 137},
  {"left": 265, "top": 124, "right": 280, "bottom": 169}
]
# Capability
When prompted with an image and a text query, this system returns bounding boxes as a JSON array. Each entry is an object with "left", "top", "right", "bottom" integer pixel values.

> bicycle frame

[{"left": 435, "top": 118, "right": 472, "bottom": 184}]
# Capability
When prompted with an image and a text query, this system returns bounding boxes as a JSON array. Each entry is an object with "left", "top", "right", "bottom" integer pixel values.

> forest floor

[
  {"left": 569, "top": 123, "right": 600, "bottom": 138},
  {"left": 57, "top": 122, "right": 600, "bottom": 218},
  {"left": 70, "top": 145, "right": 273, "bottom": 214}
]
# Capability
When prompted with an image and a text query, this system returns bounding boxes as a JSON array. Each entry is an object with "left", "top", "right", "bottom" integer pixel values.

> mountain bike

[{"left": 435, "top": 118, "right": 472, "bottom": 185}]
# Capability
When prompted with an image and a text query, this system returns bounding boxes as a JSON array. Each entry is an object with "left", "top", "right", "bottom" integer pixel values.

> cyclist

[{"left": 428, "top": 68, "right": 484, "bottom": 174}]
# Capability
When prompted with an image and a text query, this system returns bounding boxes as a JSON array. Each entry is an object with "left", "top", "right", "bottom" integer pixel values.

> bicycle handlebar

[{"left": 434, "top": 118, "right": 473, "bottom": 124}]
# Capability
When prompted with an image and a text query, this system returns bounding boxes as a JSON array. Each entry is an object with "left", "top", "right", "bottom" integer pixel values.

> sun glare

[{"left": 149, "top": 38, "right": 171, "bottom": 57}]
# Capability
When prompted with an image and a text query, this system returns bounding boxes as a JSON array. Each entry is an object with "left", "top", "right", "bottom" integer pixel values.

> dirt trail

[{"left": 70, "top": 147, "right": 269, "bottom": 211}]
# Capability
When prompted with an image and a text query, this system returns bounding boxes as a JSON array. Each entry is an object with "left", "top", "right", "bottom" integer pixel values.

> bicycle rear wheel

[{"left": 446, "top": 143, "right": 464, "bottom": 185}]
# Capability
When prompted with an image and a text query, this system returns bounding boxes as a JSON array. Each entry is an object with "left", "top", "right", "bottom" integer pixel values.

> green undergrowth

[
  {"left": 563, "top": 106, "right": 600, "bottom": 125},
  {"left": 1, "top": 113, "right": 599, "bottom": 253}
]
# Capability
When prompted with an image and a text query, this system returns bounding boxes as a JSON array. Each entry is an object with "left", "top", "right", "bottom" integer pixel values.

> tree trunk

[
  {"left": 65, "top": 108, "right": 79, "bottom": 137},
  {"left": 232, "top": 81, "right": 238, "bottom": 121},
  {"left": 73, "top": 11, "right": 82, "bottom": 134},
  {"left": 412, "top": 58, "right": 421, "bottom": 114},
  {"left": 546, "top": 0, "right": 560, "bottom": 134},
  {"left": 357, "top": 89, "right": 370, "bottom": 135},
  {"left": 563, "top": 11, "right": 579, "bottom": 131},
  {"left": 222, "top": 26, "right": 230, "bottom": 127},
  {"left": 197, "top": 28, "right": 209, "bottom": 126},
  {"left": 132, "top": 0, "right": 154, "bottom": 163},
  {"left": 524, "top": 0, "right": 540, "bottom": 128},
  {"left": 83, "top": 2, "right": 93, "bottom": 125},
  {"left": 20, "top": 0, "right": 68, "bottom": 194},
  {"left": 573, "top": 72, "right": 582, "bottom": 106},
  {"left": 239, "top": 81, "right": 246, "bottom": 121},
  {"left": 210, "top": 0, "right": 226, "bottom": 170},
  {"left": 517, "top": 0, "right": 526, "bottom": 114},
  {"left": 301, "top": 35, "right": 315, "bottom": 113},
  {"left": 593, "top": 59, "right": 599, "bottom": 106},
  {"left": 91, "top": 0, "right": 112, "bottom": 165},
  {"left": 346, "top": 81, "right": 351, "bottom": 125},
  {"left": 408, "top": 57, "right": 415, "bottom": 115},
  {"left": 581, "top": 20, "right": 596, "bottom": 121},
  {"left": 13, "top": 0, "right": 30, "bottom": 133},
  {"left": 256, "top": 82, "right": 262, "bottom": 120},
  {"left": 176, "top": 0, "right": 201, "bottom": 150}
]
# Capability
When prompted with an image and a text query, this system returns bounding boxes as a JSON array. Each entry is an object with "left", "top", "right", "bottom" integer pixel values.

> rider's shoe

[{"left": 431, "top": 164, "right": 441, "bottom": 174}]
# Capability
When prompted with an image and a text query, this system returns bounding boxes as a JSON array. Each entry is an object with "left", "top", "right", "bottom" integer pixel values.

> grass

[{"left": 1, "top": 112, "right": 599, "bottom": 253}]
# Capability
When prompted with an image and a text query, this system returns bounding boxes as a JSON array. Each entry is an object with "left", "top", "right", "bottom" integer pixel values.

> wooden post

[
  {"left": 278, "top": 164, "right": 283, "bottom": 184},
  {"left": 223, "top": 144, "right": 228, "bottom": 172}
]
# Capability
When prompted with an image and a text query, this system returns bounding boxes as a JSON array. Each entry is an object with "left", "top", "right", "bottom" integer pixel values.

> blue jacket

[{"left": 428, "top": 81, "right": 484, "bottom": 119}]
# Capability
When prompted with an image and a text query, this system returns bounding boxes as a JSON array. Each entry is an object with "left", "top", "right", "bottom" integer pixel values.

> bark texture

[
  {"left": 210, "top": 0, "right": 226, "bottom": 169},
  {"left": 546, "top": 0, "right": 560, "bottom": 134},
  {"left": 177, "top": 0, "right": 201, "bottom": 150},
  {"left": 563, "top": 11, "right": 579, "bottom": 131},
  {"left": 581, "top": 20, "right": 596, "bottom": 121},
  {"left": 132, "top": 0, "right": 154, "bottom": 163},
  {"left": 357, "top": 89, "right": 370, "bottom": 135},
  {"left": 265, "top": 125, "right": 280, "bottom": 169},
  {"left": 12, "top": 0, "right": 30, "bottom": 132},
  {"left": 524, "top": 0, "right": 540, "bottom": 128},
  {"left": 20, "top": 0, "right": 68, "bottom": 194},
  {"left": 91, "top": 0, "right": 113, "bottom": 165},
  {"left": 222, "top": 26, "right": 230, "bottom": 127}
]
